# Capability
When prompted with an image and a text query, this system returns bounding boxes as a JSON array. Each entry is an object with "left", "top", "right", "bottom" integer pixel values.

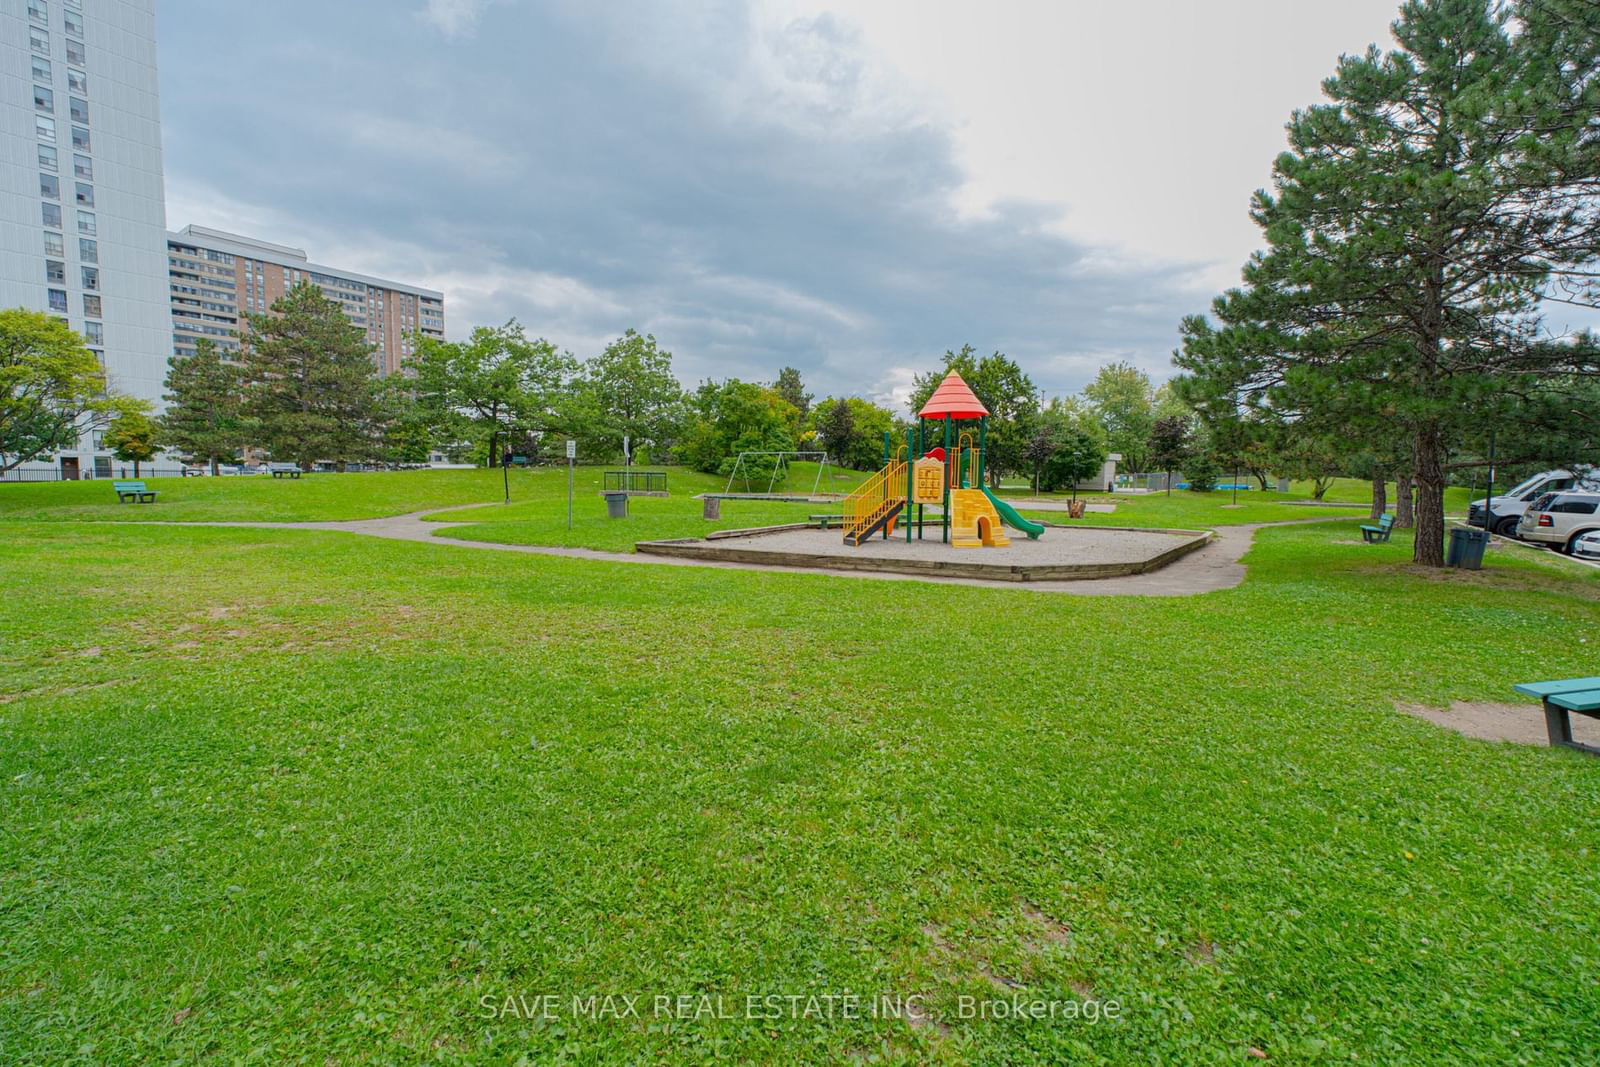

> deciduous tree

[
  {"left": 577, "top": 329, "right": 683, "bottom": 465},
  {"left": 1083, "top": 362, "right": 1155, "bottom": 475},
  {"left": 0, "top": 308, "right": 109, "bottom": 472},
  {"left": 103, "top": 398, "right": 159, "bottom": 477},
  {"left": 909, "top": 345, "right": 1039, "bottom": 486},
  {"left": 407, "top": 321, "right": 577, "bottom": 467}
]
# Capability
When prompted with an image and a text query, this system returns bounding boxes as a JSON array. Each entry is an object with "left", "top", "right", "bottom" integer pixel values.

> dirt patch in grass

[{"left": 1395, "top": 700, "right": 1600, "bottom": 747}]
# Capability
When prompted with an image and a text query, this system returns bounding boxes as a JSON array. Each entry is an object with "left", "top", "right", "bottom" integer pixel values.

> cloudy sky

[{"left": 159, "top": 0, "right": 1405, "bottom": 411}]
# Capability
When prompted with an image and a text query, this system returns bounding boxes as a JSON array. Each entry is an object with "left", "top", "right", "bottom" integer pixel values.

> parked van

[{"left": 1469, "top": 469, "right": 1600, "bottom": 536}]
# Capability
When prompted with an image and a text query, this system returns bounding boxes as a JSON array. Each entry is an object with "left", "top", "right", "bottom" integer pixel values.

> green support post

[
  {"left": 905, "top": 426, "right": 915, "bottom": 542},
  {"left": 916, "top": 420, "right": 924, "bottom": 539},
  {"left": 977, "top": 417, "right": 987, "bottom": 489},
  {"left": 942, "top": 416, "right": 951, "bottom": 544}
]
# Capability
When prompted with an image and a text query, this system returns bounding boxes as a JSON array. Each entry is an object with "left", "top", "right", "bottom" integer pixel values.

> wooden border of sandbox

[{"left": 634, "top": 523, "right": 1214, "bottom": 582}]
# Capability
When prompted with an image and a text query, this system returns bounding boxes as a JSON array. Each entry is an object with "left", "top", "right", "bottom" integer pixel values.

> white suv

[
  {"left": 1519, "top": 492, "right": 1600, "bottom": 554},
  {"left": 1470, "top": 469, "right": 1600, "bottom": 536}
]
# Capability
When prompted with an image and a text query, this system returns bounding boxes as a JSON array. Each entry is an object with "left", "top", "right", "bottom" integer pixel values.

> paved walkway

[{"left": 120, "top": 508, "right": 1352, "bottom": 597}]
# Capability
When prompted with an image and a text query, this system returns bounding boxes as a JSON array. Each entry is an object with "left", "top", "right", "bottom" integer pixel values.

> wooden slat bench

[
  {"left": 1360, "top": 513, "right": 1395, "bottom": 543},
  {"left": 268, "top": 463, "right": 303, "bottom": 479},
  {"left": 1512, "top": 677, "right": 1600, "bottom": 756},
  {"left": 112, "top": 480, "right": 157, "bottom": 503}
]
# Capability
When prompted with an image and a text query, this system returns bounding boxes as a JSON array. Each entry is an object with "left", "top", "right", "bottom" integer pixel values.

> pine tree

[
  {"left": 239, "top": 281, "right": 383, "bottom": 470},
  {"left": 160, "top": 338, "right": 244, "bottom": 475},
  {"left": 774, "top": 367, "right": 812, "bottom": 417},
  {"left": 1175, "top": 0, "right": 1600, "bottom": 565}
]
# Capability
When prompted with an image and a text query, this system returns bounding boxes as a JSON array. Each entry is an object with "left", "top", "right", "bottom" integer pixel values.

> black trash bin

[
  {"left": 1448, "top": 527, "right": 1489, "bottom": 570},
  {"left": 603, "top": 491, "right": 629, "bottom": 519}
]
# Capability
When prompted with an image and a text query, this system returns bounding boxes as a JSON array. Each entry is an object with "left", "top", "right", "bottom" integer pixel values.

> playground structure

[
  {"left": 722, "top": 450, "right": 832, "bottom": 497},
  {"left": 841, "top": 372, "right": 1047, "bottom": 549}
]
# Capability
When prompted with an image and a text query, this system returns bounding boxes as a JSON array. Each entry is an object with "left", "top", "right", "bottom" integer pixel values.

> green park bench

[
  {"left": 1360, "top": 513, "right": 1395, "bottom": 543},
  {"left": 112, "top": 480, "right": 157, "bottom": 504},
  {"left": 268, "top": 463, "right": 303, "bottom": 479},
  {"left": 1512, "top": 677, "right": 1600, "bottom": 756}
]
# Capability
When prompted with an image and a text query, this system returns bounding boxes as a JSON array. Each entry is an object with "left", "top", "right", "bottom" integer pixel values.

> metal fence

[
  {"left": 603, "top": 469, "right": 668, "bottom": 493},
  {"left": 0, "top": 466, "right": 193, "bottom": 483}
]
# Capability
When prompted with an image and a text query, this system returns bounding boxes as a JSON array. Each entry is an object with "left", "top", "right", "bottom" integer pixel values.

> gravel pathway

[{"left": 109, "top": 510, "right": 1346, "bottom": 597}]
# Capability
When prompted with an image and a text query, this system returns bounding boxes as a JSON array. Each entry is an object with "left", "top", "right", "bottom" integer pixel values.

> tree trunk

[
  {"left": 1369, "top": 477, "right": 1387, "bottom": 521},
  {"left": 210, "top": 456, "right": 220, "bottom": 477},
  {"left": 133, "top": 459, "right": 141, "bottom": 477},
  {"left": 1412, "top": 427, "right": 1446, "bottom": 567},
  {"left": 1255, "top": 471, "right": 1269, "bottom": 491},
  {"left": 1395, "top": 472, "right": 1415, "bottom": 528}
]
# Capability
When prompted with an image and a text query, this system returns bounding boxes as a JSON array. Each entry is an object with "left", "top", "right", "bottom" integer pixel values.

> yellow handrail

[{"left": 842, "top": 457, "right": 907, "bottom": 541}]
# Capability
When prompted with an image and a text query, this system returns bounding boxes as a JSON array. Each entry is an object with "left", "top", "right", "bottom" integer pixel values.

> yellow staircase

[
  {"left": 841, "top": 457, "right": 907, "bottom": 546},
  {"left": 949, "top": 489, "right": 1009, "bottom": 548}
]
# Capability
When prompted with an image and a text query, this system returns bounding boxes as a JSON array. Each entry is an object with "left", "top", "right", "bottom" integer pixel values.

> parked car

[
  {"left": 1572, "top": 530, "right": 1600, "bottom": 561},
  {"left": 1517, "top": 491, "right": 1600, "bottom": 554},
  {"left": 1470, "top": 469, "right": 1600, "bottom": 536}
]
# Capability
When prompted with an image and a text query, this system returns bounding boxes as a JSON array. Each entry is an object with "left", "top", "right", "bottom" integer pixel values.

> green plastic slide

[{"left": 981, "top": 487, "right": 1046, "bottom": 539}]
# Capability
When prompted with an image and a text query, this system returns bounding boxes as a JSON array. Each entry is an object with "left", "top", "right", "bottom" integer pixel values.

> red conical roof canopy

[{"left": 917, "top": 371, "right": 989, "bottom": 419}]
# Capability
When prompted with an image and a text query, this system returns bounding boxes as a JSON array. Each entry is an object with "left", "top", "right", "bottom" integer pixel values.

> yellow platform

[{"left": 949, "top": 488, "right": 1010, "bottom": 548}]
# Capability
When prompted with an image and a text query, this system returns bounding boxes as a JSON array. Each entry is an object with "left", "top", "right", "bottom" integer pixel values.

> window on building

[
  {"left": 64, "top": 9, "right": 82, "bottom": 36},
  {"left": 38, "top": 144, "right": 57, "bottom": 171},
  {"left": 47, "top": 289, "right": 67, "bottom": 313},
  {"left": 81, "top": 266, "right": 98, "bottom": 291},
  {"left": 73, "top": 154, "right": 92, "bottom": 180},
  {"left": 77, "top": 210, "right": 95, "bottom": 235},
  {"left": 42, "top": 202, "right": 62, "bottom": 228},
  {"left": 71, "top": 126, "right": 90, "bottom": 151},
  {"left": 84, "top": 321, "right": 102, "bottom": 345},
  {"left": 78, "top": 237, "right": 96, "bottom": 262},
  {"left": 75, "top": 182, "right": 92, "bottom": 206},
  {"left": 36, "top": 115, "right": 56, "bottom": 143},
  {"left": 65, "top": 38, "right": 85, "bottom": 66},
  {"left": 83, "top": 294, "right": 101, "bottom": 318},
  {"left": 32, "top": 55, "right": 52, "bottom": 81},
  {"left": 28, "top": 1, "right": 47, "bottom": 25},
  {"left": 45, "top": 260, "right": 65, "bottom": 284},
  {"left": 40, "top": 173, "right": 59, "bottom": 199},
  {"left": 44, "top": 231, "right": 64, "bottom": 257},
  {"left": 34, "top": 85, "right": 54, "bottom": 113},
  {"left": 30, "top": 27, "right": 49, "bottom": 55},
  {"left": 67, "top": 69, "right": 86, "bottom": 94},
  {"left": 69, "top": 98, "right": 88, "bottom": 124}
]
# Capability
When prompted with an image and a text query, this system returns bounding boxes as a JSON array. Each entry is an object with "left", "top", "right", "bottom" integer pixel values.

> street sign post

[{"left": 566, "top": 439, "right": 576, "bottom": 529}]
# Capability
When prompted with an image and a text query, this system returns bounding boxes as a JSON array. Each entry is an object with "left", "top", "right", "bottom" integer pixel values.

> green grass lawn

[
  {"left": 0, "top": 463, "right": 867, "bottom": 529},
  {"left": 3, "top": 486, "right": 1599, "bottom": 1062},
  {"left": 0, "top": 468, "right": 521, "bottom": 522}
]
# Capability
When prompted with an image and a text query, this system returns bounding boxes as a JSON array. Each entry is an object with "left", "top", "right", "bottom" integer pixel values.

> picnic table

[{"left": 1512, "top": 677, "right": 1600, "bottom": 756}]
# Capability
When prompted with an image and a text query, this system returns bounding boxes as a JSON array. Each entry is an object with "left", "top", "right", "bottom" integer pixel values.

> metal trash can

[
  {"left": 1448, "top": 527, "right": 1489, "bottom": 570},
  {"left": 604, "top": 491, "right": 629, "bottom": 519}
]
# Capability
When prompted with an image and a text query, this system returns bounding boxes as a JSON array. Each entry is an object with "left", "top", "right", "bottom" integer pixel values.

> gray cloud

[{"left": 158, "top": 0, "right": 1213, "bottom": 411}]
